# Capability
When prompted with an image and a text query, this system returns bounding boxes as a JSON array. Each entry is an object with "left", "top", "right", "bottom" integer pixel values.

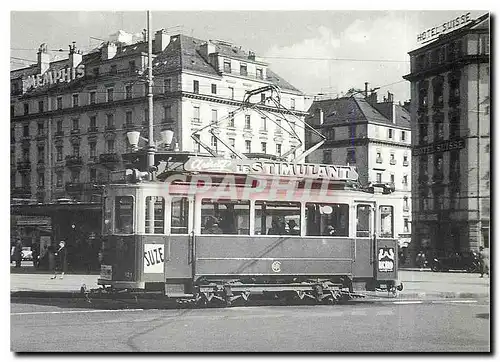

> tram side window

[
  {"left": 306, "top": 203, "right": 349, "bottom": 237},
  {"left": 254, "top": 201, "right": 301, "bottom": 236},
  {"left": 201, "top": 199, "right": 250, "bottom": 235},
  {"left": 171, "top": 197, "right": 189, "bottom": 234},
  {"left": 379, "top": 206, "right": 394, "bottom": 238},
  {"left": 145, "top": 196, "right": 165, "bottom": 234},
  {"left": 356, "top": 205, "right": 371, "bottom": 238},
  {"left": 115, "top": 196, "right": 134, "bottom": 234}
]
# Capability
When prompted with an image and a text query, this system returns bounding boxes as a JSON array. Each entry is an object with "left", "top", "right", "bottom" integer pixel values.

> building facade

[
  {"left": 403, "top": 13, "right": 490, "bottom": 257},
  {"left": 10, "top": 30, "right": 307, "bottom": 250},
  {"left": 306, "top": 93, "right": 412, "bottom": 247}
]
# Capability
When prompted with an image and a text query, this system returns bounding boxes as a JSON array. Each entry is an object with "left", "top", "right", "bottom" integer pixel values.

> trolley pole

[{"left": 147, "top": 10, "right": 155, "bottom": 179}]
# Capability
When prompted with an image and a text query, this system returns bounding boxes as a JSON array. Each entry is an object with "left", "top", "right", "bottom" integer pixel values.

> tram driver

[
  {"left": 268, "top": 217, "right": 286, "bottom": 235},
  {"left": 202, "top": 216, "right": 223, "bottom": 234}
]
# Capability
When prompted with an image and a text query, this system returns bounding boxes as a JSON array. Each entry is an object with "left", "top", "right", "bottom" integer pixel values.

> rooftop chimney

[
  {"left": 364, "top": 82, "right": 369, "bottom": 98},
  {"left": 154, "top": 29, "right": 170, "bottom": 53},
  {"left": 37, "top": 43, "right": 50, "bottom": 74},
  {"left": 101, "top": 42, "right": 117, "bottom": 60},
  {"left": 319, "top": 108, "right": 324, "bottom": 125},
  {"left": 69, "top": 41, "right": 83, "bottom": 68}
]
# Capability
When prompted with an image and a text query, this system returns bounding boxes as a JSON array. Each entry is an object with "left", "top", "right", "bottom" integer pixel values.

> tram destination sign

[
  {"left": 413, "top": 138, "right": 466, "bottom": 156},
  {"left": 184, "top": 157, "right": 359, "bottom": 181}
]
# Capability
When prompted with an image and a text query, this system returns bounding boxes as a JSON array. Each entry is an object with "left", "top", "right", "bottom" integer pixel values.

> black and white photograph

[{"left": 9, "top": 6, "right": 491, "bottom": 353}]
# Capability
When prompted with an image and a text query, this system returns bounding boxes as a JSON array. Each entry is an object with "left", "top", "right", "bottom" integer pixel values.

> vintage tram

[{"left": 96, "top": 154, "right": 402, "bottom": 305}]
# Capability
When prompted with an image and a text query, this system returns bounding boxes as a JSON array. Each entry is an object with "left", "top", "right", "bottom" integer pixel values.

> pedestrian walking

[
  {"left": 51, "top": 240, "right": 68, "bottom": 279},
  {"left": 13, "top": 240, "right": 23, "bottom": 268},
  {"left": 479, "top": 246, "right": 489, "bottom": 278}
]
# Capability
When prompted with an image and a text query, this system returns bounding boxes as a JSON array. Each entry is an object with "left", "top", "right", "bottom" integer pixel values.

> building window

[
  {"left": 193, "top": 106, "right": 200, "bottom": 123},
  {"left": 56, "top": 173, "right": 63, "bottom": 187},
  {"left": 260, "top": 117, "right": 267, "bottom": 131},
  {"left": 261, "top": 142, "right": 267, "bottom": 153},
  {"left": 56, "top": 146, "right": 63, "bottom": 161},
  {"left": 164, "top": 106, "right": 172, "bottom": 122},
  {"left": 110, "top": 64, "right": 117, "bottom": 74},
  {"left": 107, "top": 139, "right": 115, "bottom": 153},
  {"left": 323, "top": 150, "right": 332, "bottom": 164},
  {"left": 72, "top": 118, "right": 79, "bottom": 130},
  {"left": 388, "top": 128, "right": 393, "bottom": 139},
  {"left": 260, "top": 93, "right": 266, "bottom": 103},
  {"left": 193, "top": 134, "right": 201, "bottom": 152},
  {"left": 376, "top": 172, "right": 382, "bottom": 184},
  {"left": 144, "top": 83, "right": 149, "bottom": 97},
  {"left": 23, "top": 124, "right": 29, "bottom": 137},
  {"left": 71, "top": 170, "right": 80, "bottom": 183},
  {"left": 72, "top": 144, "right": 80, "bottom": 157},
  {"left": 211, "top": 109, "right": 218, "bottom": 123},
  {"left": 390, "top": 153, "right": 396, "bottom": 165},
  {"left": 223, "top": 59, "right": 231, "bottom": 73},
  {"left": 376, "top": 151, "right": 383, "bottom": 163},
  {"left": 211, "top": 135, "right": 218, "bottom": 150},
  {"left": 93, "top": 67, "right": 99, "bottom": 77},
  {"left": 276, "top": 144, "right": 282, "bottom": 156},
  {"left": 106, "top": 88, "right": 114, "bottom": 102},
  {"left": 346, "top": 149, "right": 356, "bottom": 164},
  {"left": 193, "top": 80, "right": 199, "bottom": 94},
  {"left": 90, "top": 168, "right": 97, "bottom": 182},
  {"left": 240, "top": 63, "right": 247, "bottom": 76},
  {"left": 401, "top": 130, "right": 406, "bottom": 141},
  {"left": 125, "top": 111, "right": 133, "bottom": 126},
  {"left": 211, "top": 84, "right": 217, "bottom": 95},
  {"left": 229, "top": 138, "right": 236, "bottom": 149},
  {"left": 89, "top": 142, "right": 96, "bottom": 158},
  {"left": 144, "top": 109, "right": 149, "bottom": 123},
  {"left": 403, "top": 154, "right": 409, "bottom": 166},
  {"left": 129, "top": 60, "right": 136, "bottom": 74},
  {"left": 57, "top": 97, "right": 63, "bottom": 110},
  {"left": 125, "top": 85, "right": 132, "bottom": 99},
  {"left": 22, "top": 147, "right": 30, "bottom": 162},
  {"left": 390, "top": 173, "right": 395, "bottom": 185},
  {"left": 480, "top": 34, "right": 489, "bottom": 55},
  {"left": 56, "top": 120, "right": 62, "bottom": 134},
  {"left": 38, "top": 100, "right": 44, "bottom": 113},
  {"left": 72, "top": 94, "right": 79, "bottom": 107},
  {"left": 290, "top": 98, "right": 295, "bottom": 110},
  {"left": 228, "top": 112, "right": 235, "bottom": 127},
  {"left": 403, "top": 174, "right": 408, "bottom": 187},
  {"left": 434, "top": 122, "right": 444, "bottom": 141},
  {"left": 89, "top": 115, "right": 96, "bottom": 129},
  {"left": 38, "top": 173, "right": 44, "bottom": 187},
  {"left": 89, "top": 91, "right": 96, "bottom": 105},
  {"left": 245, "top": 140, "right": 251, "bottom": 153},
  {"left": 164, "top": 78, "right": 172, "bottom": 93},
  {"left": 229, "top": 87, "right": 234, "bottom": 100},
  {"left": 23, "top": 103, "right": 29, "bottom": 115},
  {"left": 37, "top": 146, "right": 44, "bottom": 163},
  {"left": 107, "top": 114, "right": 114, "bottom": 128},
  {"left": 37, "top": 122, "right": 44, "bottom": 135},
  {"left": 256, "top": 68, "right": 263, "bottom": 80},
  {"left": 419, "top": 124, "right": 428, "bottom": 144},
  {"left": 275, "top": 119, "right": 282, "bottom": 132},
  {"left": 245, "top": 115, "right": 251, "bottom": 129},
  {"left": 403, "top": 218, "right": 409, "bottom": 233}
]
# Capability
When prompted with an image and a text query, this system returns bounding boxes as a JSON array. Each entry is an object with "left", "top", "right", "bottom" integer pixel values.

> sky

[{"left": 10, "top": 9, "right": 488, "bottom": 103}]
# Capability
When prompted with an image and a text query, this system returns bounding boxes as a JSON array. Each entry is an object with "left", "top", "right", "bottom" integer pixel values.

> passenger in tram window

[
  {"left": 287, "top": 220, "right": 300, "bottom": 235},
  {"left": 202, "top": 216, "right": 223, "bottom": 234},
  {"left": 219, "top": 210, "right": 236, "bottom": 234},
  {"left": 268, "top": 217, "right": 286, "bottom": 235},
  {"left": 323, "top": 225, "right": 336, "bottom": 236}
]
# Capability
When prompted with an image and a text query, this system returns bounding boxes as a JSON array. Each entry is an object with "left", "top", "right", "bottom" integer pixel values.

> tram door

[{"left": 352, "top": 203, "right": 376, "bottom": 277}]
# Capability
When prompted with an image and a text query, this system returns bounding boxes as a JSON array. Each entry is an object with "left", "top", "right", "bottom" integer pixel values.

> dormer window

[
  {"left": 256, "top": 68, "right": 263, "bottom": 80},
  {"left": 223, "top": 59, "right": 231, "bottom": 73}
]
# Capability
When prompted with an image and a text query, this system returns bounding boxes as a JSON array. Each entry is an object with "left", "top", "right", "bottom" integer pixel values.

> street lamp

[{"left": 126, "top": 129, "right": 174, "bottom": 152}]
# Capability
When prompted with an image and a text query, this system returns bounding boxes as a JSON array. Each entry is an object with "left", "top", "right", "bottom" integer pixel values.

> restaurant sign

[
  {"left": 183, "top": 157, "right": 359, "bottom": 181},
  {"left": 23, "top": 64, "right": 85, "bottom": 92},
  {"left": 417, "top": 12, "right": 472, "bottom": 43},
  {"left": 413, "top": 138, "right": 466, "bottom": 156}
]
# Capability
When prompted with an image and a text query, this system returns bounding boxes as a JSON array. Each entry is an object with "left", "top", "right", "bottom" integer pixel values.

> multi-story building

[
  {"left": 306, "top": 92, "right": 412, "bottom": 247},
  {"left": 403, "top": 13, "right": 490, "bottom": 257},
  {"left": 10, "top": 30, "right": 306, "bottom": 250}
]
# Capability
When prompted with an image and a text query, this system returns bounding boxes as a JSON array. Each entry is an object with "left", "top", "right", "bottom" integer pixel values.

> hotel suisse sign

[
  {"left": 183, "top": 157, "right": 359, "bottom": 181},
  {"left": 413, "top": 138, "right": 466, "bottom": 156},
  {"left": 417, "top": 12, "right": 472, "bottom": 43}
]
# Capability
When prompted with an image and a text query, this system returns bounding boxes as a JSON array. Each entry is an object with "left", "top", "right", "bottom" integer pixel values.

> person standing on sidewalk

[
  {"left": 479, "top": 246, "right": 489, "bottom": 278},
  {"left": 51, "top": 240, "right": 68, "bottom": 279},
  {"left": 13, "top": 240, "right": 23, "bottom": 268}
]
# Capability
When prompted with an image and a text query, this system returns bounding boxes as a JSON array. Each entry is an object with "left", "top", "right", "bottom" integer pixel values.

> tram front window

[
  {"left": 254, "top": 201, "right": 301, "bottom": 236},
  {"left": 356, "top": 205, "right": 371, "bottom": 238},
  {"left": 145, "top": 196, "right": 165, "bottom": 234},
  {"left": 306, "top": 203, "right": 349, "bottom": 237},
  {"left": 115, "top": 196, "right": 134, "bottom": 234},
  {"left": 201, "top": 199, "right": 250, "bottom": 235},
  {"left": 379, "top": 206, "right": 394, "bottom": 238},
  {"left": 171, "top": 197, "right": 189, "bottom": 234}
]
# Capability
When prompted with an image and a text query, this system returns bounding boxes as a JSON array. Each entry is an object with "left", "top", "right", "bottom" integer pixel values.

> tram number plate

[
  {"left": 378, "top": 247, "right": 395, "bottom": 272},
  {"left": 144, "top": 244, "right": 165, "bottom": 274}
]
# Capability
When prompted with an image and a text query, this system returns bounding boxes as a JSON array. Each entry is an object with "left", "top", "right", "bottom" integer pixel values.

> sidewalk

[{"left": 10, "top": 267, "right": 490, "bottom": 300}]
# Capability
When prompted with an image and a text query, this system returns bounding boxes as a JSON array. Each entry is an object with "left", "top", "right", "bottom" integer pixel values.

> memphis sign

[
  {"left": 24, "top": 64, "right": 85, "bottom": 92},
  {"left": 417, "top": 12, "right": 472, "bottom": 43},
  {"left": 183, "top": 157, "right": 359, "bottom": 181}
]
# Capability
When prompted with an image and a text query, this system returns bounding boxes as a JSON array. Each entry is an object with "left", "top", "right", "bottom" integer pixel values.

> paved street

[{"left": 11, "top": 299, "right": 489, "bottom": 352}]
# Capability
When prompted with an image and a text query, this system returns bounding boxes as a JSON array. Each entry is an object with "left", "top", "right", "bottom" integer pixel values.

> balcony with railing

[
  {"left": 65, "top": 155, "right": 83, "bottom": 168},
  {"left": 99, "top": 153, "right": 120, "bottom": 165},
  {"left": 88, "top": 126, "right": 99, "bottom": 134},
  {"left": 16, "top": 160, "right": 31, "bottom": 171},
  {"left": 12, "top": 186, "right": 31, "bottom": 199}
]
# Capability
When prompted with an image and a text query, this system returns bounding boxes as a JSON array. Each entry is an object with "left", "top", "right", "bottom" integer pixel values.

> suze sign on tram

[{"left": 184, "top": 157, "right": 359, "bottom": 181}]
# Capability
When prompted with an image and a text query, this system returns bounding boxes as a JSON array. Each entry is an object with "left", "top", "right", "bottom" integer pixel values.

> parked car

[
  {"left": 21, "top": 246, "right": 33, "bottom": 261},
  {"left": 430, "top": 252, "right": 480, "bottom": 273}
]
